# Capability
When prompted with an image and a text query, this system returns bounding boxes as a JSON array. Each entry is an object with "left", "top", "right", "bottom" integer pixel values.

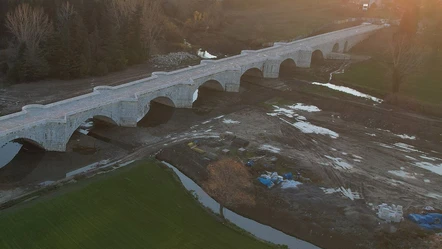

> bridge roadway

[{"left": 0, "top": 23, "right": 384, "bottom": 151}]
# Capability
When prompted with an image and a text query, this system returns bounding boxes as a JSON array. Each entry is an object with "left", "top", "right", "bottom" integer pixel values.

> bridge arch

[
  {"left": 332, "top": 43, "right": 340, "bottom": 53},
  {"left": 279, "top": 58, "right": 297, "bottom": 78},
  {"left": 198, "top": 80, "right": 225, "bottom": 92},
  {"left": 193, "top": 80, "right": 225, "bottom": 104},
  {"left": 65, "top": 113, "right": 120, "bottom": 147},
  {"left": 4, "top": 138, "right": 45, "bottom": 150},
  {"left": 138, "top": 96, "right": 176, "bottom": 127},
  {"left": 310, "top": 50, "right": 325, "bottom": 66},
  {"left": 240, "top": 67, "right": 263, "bottom": 82},
  {"left": 343, "top": 41, "right": 349, "bottom": 52},
  {"left": 148, "top": 96, "right": 176, "bottom": 108}
]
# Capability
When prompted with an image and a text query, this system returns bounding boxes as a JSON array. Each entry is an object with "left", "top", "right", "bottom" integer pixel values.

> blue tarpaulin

[
  {"left": 408, "top": 213, "right": 442, "bottom": 230},
  {"left": 258, "top": 177, "right": 274, "bottom": 188},
  {"left": 282, "top": 172, "right": 293, "bottom": 180}
]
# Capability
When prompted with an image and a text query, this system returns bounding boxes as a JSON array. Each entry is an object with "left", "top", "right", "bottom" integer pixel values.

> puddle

[
  {"left": 222, "top": 119, "right": 240, "bottom": 124},
  {"left": 259, "top": 144, "right": 281, "bottom": 154},
  {"left": 287, "top": 103, "right": 321, "bottom": 112},
  {"left": 395, "top": 134, "right": 416, "bottom": 140},
  {"left": 284, "top": 120, "right": 338, "bottom": 139},
  {"left": 414, "top": 161, "right": 442, "bottom": 176},
  {"left": 162, "top": 161, "right": 319, "bottom": 249},
  {"left": 388, "top": 170, "right": 416, "bottom": 179}
]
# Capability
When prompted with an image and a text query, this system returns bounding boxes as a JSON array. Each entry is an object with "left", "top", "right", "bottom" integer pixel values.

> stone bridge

[{"left": 0, "top": 24, "right": 384, "bottom": 151}]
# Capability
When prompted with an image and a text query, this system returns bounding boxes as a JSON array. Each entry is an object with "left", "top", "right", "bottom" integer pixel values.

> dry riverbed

[{"left": 1, "top": 66, "right": 442, "bottom": 249}]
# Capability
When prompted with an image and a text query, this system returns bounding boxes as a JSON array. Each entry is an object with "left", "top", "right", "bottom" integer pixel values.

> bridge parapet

[{"left": 0, "top": 24, "right": 385, "bottom": 151}]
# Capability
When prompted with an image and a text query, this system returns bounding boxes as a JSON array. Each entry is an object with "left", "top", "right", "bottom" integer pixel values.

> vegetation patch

[{"left": 0, "top": 161, "right": 276, "bottom": 249}]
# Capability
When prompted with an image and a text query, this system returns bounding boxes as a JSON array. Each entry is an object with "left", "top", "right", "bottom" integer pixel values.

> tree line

[{"left": 0, "top": 0, "right": 164, "bottom": 82}]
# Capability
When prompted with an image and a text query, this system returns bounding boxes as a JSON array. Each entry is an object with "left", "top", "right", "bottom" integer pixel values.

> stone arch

[
  {"left": 332, "top": 43, "right": 340, "bottom": 52},
  {"left": 310, "top": 50, "right": 325, "bottom": 66},
  {"left": 198, "top": 80, "right": 225, "bottom": 91},
  {"left": 192, "top": 79, "right": 225, "bottom": 104},
  {"left": 8, "top": 138, "right": 45, "bottom": 150},
  {"left": 343, "top": 41, "right": 349, "bottom": 53},
  {"left": 279, "top": 58, "right": 297, "bottom": 78},
  {"left": 240, "top": 67, "right": 263, "bottom": 83},
  {"left": 65, "top": 113, "right": 120, "bottom": 146},
  {"left": 138, "top": 96, "right": 176, "bottom": 127},
  {"left": 149, "top": 96, "right": 176, "bottom": 108}
]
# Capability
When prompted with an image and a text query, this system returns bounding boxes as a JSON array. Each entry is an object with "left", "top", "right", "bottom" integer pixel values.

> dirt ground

[
  {"left": 148, "top": 78, "right": 442, "bottom": 249},
  {"left": 1, "top": 70, "right": 442, "bottom": 248}
]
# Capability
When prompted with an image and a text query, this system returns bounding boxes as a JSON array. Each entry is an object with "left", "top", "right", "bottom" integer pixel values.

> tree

[
  {"left": 388, "top": 34, "right": 424, "bottom": 93},
  {"left": 139, "top": 0, "right": 164, "bottom": 57},
  {"left": 5, "top": 4, "right": 52, "bottom": 55},
  {"left": 5, "top": 4, "right": 52, "bottom": 82},
  {"left": 50, "top": 2, "right": 91, "bottom": 79},
  {"left": 203, "top": 158, "right": 256, "bottom": 219},
  {"left": 421, "top": 0, "right": 442, "bottom": 53}
]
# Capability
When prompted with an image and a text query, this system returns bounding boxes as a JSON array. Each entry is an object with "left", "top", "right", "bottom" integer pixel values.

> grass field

[
  {"left": 334, "top": 28, "right": 442, "bottom": 105},
  {"left": 221, "top": 0, "right": 395, "bottom": 44},
  {"left": 0, "top": 161, "right": 276, "bottom": 249}
]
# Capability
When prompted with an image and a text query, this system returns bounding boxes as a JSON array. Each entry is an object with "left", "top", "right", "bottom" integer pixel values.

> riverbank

[{"left": 0, "top": 160, "right": 281, "bottom": 249}]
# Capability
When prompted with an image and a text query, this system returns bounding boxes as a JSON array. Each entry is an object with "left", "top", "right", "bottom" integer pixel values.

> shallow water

[
  {"left": 162, "top": 161, "right": 320, "bottom": 249},
  {"left": 0, "top": 142, "right": 22, "bottom": 169}
]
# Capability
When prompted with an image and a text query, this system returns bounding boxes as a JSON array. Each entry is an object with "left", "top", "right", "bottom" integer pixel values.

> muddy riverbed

[{"left": 1, "top": 67, "right": 442, "bottom": 248}]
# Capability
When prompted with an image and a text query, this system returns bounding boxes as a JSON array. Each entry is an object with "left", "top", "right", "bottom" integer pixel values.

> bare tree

[
  {"left": 140, "top": 0, "right": 164, "bottom": 54},
  {"left": 5, "top": 4, "right": 52, "bottom": 55},
  {"left": 108, "top": 0, "right": 164, "bottom": 55},
  {"left": 203, "top": 158, "right": 256, "bottom": 219},
  {"left": 56, "top": 1, "right": 76, "bottom": 28},
  {"left": 388, "top": 34, "right": 424, "bottom": 93}
]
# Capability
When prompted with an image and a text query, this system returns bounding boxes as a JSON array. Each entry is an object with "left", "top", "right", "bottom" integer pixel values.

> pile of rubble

[{"left": 149, "top": 52, "right": 199, "bottom": 67}]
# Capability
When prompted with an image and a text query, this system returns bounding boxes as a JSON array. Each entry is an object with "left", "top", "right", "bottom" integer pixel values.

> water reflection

[
  {"left": 0, "top": 119, "right": 101, "bottom": 184},
  {"left": 0, "top": 142, "right": 22, "bottom": 169},
  {"left": 0, "top": 142, "right": 45, "bottom": 183},
  {"left": 138, "top": 102, "right": 175, "bottom": 127},
  {"left": 162, "top": 161, "right": 320, "bottom": 249}
]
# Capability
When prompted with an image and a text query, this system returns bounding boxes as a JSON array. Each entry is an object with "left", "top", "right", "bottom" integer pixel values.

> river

[{"left": 162, "top": 161, "right": 320, "bottom": 249}]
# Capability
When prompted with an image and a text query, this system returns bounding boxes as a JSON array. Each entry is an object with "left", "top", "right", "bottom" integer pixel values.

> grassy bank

[
  {"left": 334, "top": 28, "right": 442, "bottom": 106},
  {"left": 0, "top": 161, "right": 276, "bottom": 249}
]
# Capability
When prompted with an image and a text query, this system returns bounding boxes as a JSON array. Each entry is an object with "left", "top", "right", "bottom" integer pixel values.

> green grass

[
  {"left": 0, "top": 161, "right": 276, "bottom": 249},
  {"left": 222, "top": 0, "right": 366, "bottom": 43},
  {"left": 335, "top": 55, "right": 442, "bottom": 105},
  {"left": 334, "top": 27, "right": 442, "bottom": 105}
]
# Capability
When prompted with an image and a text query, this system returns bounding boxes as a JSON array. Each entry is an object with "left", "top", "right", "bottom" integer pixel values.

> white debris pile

[
  {"left": 197, "top": 49, "right": 217, "bottom": 59},
  {"left": 377, "top": 203, "right": 404, "bottom": 223},
  {"left": 320, "top": 187, "right": 361, "bottom": 200},
  {"left": 280, "top": 180, "right": 303, "bottom": 189},
  {"left": 150, "top": 52, "right": 199, "bottom": 67},
  {"left": 259, "top": 171, "right": 302, "bottom": 189}
]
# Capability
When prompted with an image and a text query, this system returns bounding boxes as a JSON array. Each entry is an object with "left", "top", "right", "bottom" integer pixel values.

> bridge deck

[{"left": 0, "top": 24, "right": 383, "bottom": 136}]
